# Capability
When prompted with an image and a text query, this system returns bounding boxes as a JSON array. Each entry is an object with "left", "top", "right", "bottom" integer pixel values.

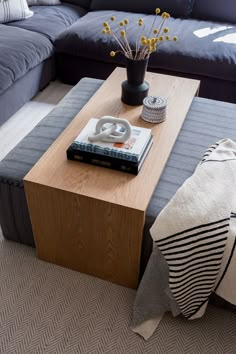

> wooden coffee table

[{"left": 24, "top": 68, "right": 200, "bottom": 288}]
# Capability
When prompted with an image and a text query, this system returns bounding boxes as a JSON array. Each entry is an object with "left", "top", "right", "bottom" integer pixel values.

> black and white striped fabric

[
  {"left": 156, "top": 218, "right": 230, "bottom": 318},
  {"left": 201, "top": 142, "right": 219, "bottom": 162},
  {"left": 151, "top": 138, "right": 236, "bottom": 319},
  {"left": 0, "top": 0, "right": 33, "bottom": 24}
]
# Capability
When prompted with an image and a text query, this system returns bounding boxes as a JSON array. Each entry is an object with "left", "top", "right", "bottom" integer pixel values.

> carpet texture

[{"left": 0, "top": 237, "right": 236, "bottom": 354}]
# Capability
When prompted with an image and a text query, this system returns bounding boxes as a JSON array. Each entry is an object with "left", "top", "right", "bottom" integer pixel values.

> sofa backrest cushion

[
  {"left": 192, "top": 0, "right": 236, "bottom": 24},
  {"left": 90, "top": 0, "right": 194, "bottom": 18},
  {"left": 27, "top": 0, "right": 61, "bottom": 6},
  {"left": 63, "top": 0, "right": 91, "bottom": 8}
]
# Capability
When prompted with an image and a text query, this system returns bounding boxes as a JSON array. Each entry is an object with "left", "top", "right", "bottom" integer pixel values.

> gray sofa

[
  {"left": 1, "top": 0, "right": 236, "bottom": 127},
  {"left": 55, "top": 0, "right": 236, "bottom": 103},
  {"left": 0, "top": 0, "right": 236, "bottom": 127}
]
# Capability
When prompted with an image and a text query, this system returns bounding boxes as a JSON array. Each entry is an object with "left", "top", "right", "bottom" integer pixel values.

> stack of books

[{"left": 67, "top": 118, "right": 153, "bottom": 175}]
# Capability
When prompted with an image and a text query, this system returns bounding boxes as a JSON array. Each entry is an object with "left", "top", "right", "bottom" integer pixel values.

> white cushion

[{"left": 0, "top": 0, "right": 33, "bottom": 23}]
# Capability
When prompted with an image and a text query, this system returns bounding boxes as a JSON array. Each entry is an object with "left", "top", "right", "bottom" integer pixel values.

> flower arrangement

[{"left": 101, "top": 8, "right": 177, "bottom": 61}]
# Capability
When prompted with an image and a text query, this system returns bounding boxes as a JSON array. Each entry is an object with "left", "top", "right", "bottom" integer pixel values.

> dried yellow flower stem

[
  {"left": 111, "top": 30, "right": 130, "bottom": 57},
  {"left": 123, "top": 30, "right": 133, "bottom": 58},
  {"left": 101, "top": 9, "right": 176, "bottom": 60},
  {"left": 116, "top": 21, "right": 133, "bottom": 58},
  {"left": 134, "top": 23, "right": 146, "bottom": 59}
]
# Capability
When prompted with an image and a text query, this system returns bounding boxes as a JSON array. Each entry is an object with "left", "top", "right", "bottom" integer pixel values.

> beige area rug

[{"left": 0, "top": 237, "right": 236, "bottom": 354}]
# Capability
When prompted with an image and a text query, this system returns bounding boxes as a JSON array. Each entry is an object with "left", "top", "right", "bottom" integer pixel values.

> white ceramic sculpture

[{"left": 88, "top": 116, "right": 132, "bottom": 143}]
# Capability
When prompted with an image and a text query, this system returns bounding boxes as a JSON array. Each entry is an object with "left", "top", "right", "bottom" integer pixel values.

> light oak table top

[{"left": 25, "top": 68, "right": 200, "bottom": 212}]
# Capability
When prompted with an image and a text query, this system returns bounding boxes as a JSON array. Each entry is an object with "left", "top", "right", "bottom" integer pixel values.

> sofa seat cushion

[
  {"left": 0, "top": 24, "right": 53, "bottom": 96},
  {"left": 55, "top": 10, "right": 236, "bottom": 83},
  {"left": 7, "top": 4, "right": 87, "bottom": 41}
]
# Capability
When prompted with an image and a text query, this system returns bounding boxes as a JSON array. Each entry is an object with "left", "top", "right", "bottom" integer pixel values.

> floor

[{"left": 0, "top": 81, "right": 72, "bottom": 161}]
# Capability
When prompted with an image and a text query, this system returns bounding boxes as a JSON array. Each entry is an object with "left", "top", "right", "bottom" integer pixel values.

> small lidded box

[{"left": 141, "top": 96, "right": 167, "bottom": 124}]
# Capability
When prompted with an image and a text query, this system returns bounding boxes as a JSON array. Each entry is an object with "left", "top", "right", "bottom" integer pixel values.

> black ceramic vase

[{"left": 121, "top": 57, "right": 149, "bottom": 106}]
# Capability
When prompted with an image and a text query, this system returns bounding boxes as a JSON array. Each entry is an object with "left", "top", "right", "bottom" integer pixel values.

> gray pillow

[
  {"left": 192, "top": 0, "right": 236, "bottom": 24},
  {"left": 27, "top": 0, "right": 61, "bottom": 5},
  {"left": 0, "top": 0, "right": 33, "bottom": 23},
  {"left": 90, "top": 0, "right": 195, "bottom": 18},
  {"left": 62, "top": 0, "right": 91, "bottom": 8}
]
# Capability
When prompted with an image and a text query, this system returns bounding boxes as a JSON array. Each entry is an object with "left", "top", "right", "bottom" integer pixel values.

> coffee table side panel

[{"left": 24, "top": 181, "right": 145, "bottom": 288}]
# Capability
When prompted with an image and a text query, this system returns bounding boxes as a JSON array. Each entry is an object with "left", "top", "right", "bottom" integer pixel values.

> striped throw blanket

[{"left": 151, "top": 138, "right": 236, "bottom": 320}]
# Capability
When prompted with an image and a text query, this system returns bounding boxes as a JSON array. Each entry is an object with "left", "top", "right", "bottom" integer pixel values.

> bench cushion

[
  {"left": 141, "top": 97, "right": 236, "bottom": 275},
  {"left": 55, "top": 11, "right": 236, "bottom": 83},
  {"left": 0, "top": 78, "right": 103, "bottom": 245},
  {"left": 0, "top": 79, "right": 236, "bottom": 258}
]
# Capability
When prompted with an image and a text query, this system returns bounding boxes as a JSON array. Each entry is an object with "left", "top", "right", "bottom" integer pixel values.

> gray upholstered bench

[
  {"left": 0, "top": 78, "right": 236, "bottom": 299},
  {"left": 0, "top": 78, "right": 103, "bottom": 246}
]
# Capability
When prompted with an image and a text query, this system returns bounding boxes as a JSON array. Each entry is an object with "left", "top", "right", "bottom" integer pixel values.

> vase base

[{"left": 121, "top": 80, "right": 149, "bottom": 106}]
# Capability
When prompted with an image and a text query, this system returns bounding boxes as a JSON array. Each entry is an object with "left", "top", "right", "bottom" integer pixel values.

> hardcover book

[
  {"left": 67, "top": 136, "right": 153, "bottom": 175},
  {"left": 69, "top": 118, "right": 152, "bottom": 163}
]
